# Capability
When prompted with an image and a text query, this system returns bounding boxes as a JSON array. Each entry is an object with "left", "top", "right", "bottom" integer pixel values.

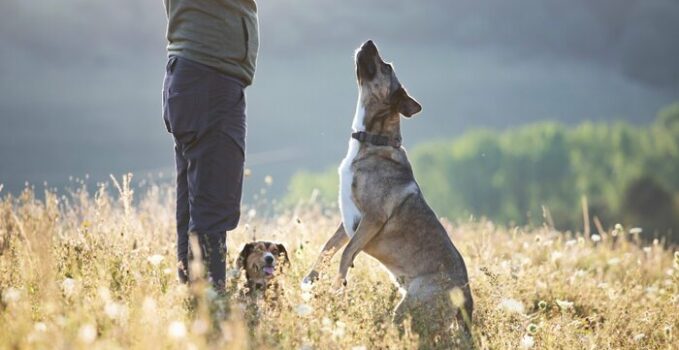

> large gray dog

[{"left": 304, "top": 40, "right": 473, "bottom": 341}]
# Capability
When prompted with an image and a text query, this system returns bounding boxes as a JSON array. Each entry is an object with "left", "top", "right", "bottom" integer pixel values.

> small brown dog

[{"left": 236, "top": 241, "right": 289, "bottom": 293}]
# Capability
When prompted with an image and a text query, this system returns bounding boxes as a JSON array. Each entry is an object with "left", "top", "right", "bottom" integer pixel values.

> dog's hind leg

[{"left": 303, "top": 223, "right": 349, "bottom": 283}]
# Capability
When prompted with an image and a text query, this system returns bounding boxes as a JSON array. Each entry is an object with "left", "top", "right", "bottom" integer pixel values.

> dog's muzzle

[
  {"left": 263, "top": 253, "right": 275, "bottom": 277},
  {"left": 357, "top": 40, "right": 377, "bottom": 81}
]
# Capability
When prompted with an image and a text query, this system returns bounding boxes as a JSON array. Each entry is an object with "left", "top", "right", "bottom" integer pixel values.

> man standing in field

[{"left": 162, "top": 0, "right": 259, "bottom": 291}]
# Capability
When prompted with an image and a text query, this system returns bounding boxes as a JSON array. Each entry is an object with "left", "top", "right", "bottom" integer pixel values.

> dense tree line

[{"left": 287, "top": 103, "right": 679, "bottom": 242}]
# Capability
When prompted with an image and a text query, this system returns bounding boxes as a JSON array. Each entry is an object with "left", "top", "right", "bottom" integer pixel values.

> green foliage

[
  {"left": 657, "top": 102, "right": 679, "bottom": 130},
  {"left": 285, "top": 167, "right": 338, "bottom": 205},
  {"left": 286, "top": 103, "right": 679, "bottom": 241}
]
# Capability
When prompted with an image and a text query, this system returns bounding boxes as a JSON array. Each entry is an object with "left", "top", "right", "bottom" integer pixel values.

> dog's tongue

[{"left": 263, "top": 266, "right": 275, "bottom": 276}]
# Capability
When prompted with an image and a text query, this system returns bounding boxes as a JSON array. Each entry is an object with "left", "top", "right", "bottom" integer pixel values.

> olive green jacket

[{"left": 164, "top": 0, "right": 259, "bottom": 86}]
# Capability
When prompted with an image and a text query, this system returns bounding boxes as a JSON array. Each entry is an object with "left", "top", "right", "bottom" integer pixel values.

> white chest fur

[{"left": 338, "top": 102, "right": 365, "bottom": 237}]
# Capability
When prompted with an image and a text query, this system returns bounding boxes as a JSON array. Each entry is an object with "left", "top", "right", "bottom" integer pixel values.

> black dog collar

[{"left": 351, "top": 131, "right": 402, "bottom": 148}]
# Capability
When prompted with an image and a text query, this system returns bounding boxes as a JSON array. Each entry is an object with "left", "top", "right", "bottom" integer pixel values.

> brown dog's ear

[
  {"left": 276, "top": 244, "right": 290, "bottom": 265},
  {"left": 397, "top": 87, "right": 422, "bottom": 118},
  {"left": 236, "top": 243, "right": 256, "bottom": 270}
]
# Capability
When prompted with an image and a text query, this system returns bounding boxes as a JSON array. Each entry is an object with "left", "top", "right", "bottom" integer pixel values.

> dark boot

[{"left": 187, "top": 231, "right": 227, "bottom": 291}]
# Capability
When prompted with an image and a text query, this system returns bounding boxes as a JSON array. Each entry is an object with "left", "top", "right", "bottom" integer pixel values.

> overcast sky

[{"left": 1, "top": 0, "right": 677, "bottom": 197}]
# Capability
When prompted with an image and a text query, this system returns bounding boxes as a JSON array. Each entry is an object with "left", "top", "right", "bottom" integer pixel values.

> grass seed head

[
  {"left": 78, "top": 324, "right": 97, "bottom": 344},
  {"left": 449, "top": 287, "right": 466, "bottom": 308},
  {"left": 168, "top": 321, "right": 187, "bottom": 339},
  {"left": 521, "top": 334, "right": 535, "bottom": 349}
]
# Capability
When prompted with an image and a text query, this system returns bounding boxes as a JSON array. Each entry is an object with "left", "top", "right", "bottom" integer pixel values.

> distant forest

[{"left": 286, "top": 103, "right": 679, "bottom": 243}]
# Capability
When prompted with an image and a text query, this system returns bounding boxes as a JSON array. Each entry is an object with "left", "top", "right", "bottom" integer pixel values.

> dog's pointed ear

[
  {"left": 276, "top": 243, "right": 290, "bottom": 265},
  {"left": 397, "top": 87, "right": 422, "bottom": 118},
  {"left": 236, "top": 243, "right": 255, "bottom": 270}
]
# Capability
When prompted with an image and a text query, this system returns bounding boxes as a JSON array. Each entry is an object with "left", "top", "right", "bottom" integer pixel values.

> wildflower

[
  {"left": 526, "top": 323, "right": 538, "bottom": 335},
  {"left": 321, "top": 317, "right": 333, "bottom": 332},
  {"left": 295, "top": 304, "right": 314, "bottom": 317},
  {"left": 521, "top": 335, "right": 535, "bottom": 349},
  {"left": 147, "top": 254, "right": 164, "bottom": 266},
  {"left": 142, "top": 297, "right": 157, "bottom": 314},
  {"left": 550, "top": 251, "right": 563, "bottom": 263},
  {"left": 163, "top": 268, "right": 173, "bottom": 275},
  {"left": 629, "top": 227, "right": 643, "bottom": 235},
  {"left": 34, "top": 322, "right": 47, "bottom": 332},
  {"left": 168, "top": 321, "right": 187, "bottom": 339},
  {"left": 633, "top": 333, "right": 645, "bottom": 341},
  {"left": 2, "top": 287, "right": 21, "bottom": 304},
  {"left": 104, "top": 302, "right": 121, "bottom": 320},
  {"left": 247, "top": 209, "right": 257, "bottom": 220},
  {"left": 535, "top": 281, "right": 547, "bottom": 290},
  {"left": 538, "top": 300, "right": 547, "bottom": 311},
  {"left": 565, "top": 239, "right": 577, "bottom": 247},
  {"left": 555, "top": 299, "right": 574, "bottom": 311},
  {"left": 449, "top": 287, "right": 466, "bottom": 308},
  {"left": 264, "top": 175, "right": 273, "bottom": 186},
  {"left": 591, "top": 234, "right": 601, "bottom": 242},
  {"left": 613, "top": 223, "right": 624, "bottom": 236},
  {"left": 607, "top": 257, "right": 621, "bottom": 266},
  {"left": 611, "top": 224, "right": 622, "bottom": 237},
  {"left": 97, "top": 287, "right": 111, "bottom": 302},
  {"left": 78, "top": 323, "right": 97, "bottom": 344},
  {"left": 499, "top": 298, "right": 525, "bottom": 314},
  {"left": 332, "top": 321, "right": 346, "bottom": 340},
  {"left": 61, "top": 278, "right": 76, "bottom": 297},
  {"left": 301, "top": 291, "right": 312, "bottom": 302}
]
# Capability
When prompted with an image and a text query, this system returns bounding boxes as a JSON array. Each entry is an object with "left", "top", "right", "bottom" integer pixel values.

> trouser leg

[
  {"left": 183, "top": 127, "right": 243, "bottom": 291},
  {"left": 175, "top": 142, "right": 190, "bottom": 284},
  {"left": 164, "top": 56, "right": 246, "bottom": 291}
]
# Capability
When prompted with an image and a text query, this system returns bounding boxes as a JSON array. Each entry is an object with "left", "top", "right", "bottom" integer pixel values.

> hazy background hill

[
  {"left": 1, "top": 0, "right": 678, "bottom": 204},
  {"left": 288, "top": 104, "right": 679, "bottom": 242}
]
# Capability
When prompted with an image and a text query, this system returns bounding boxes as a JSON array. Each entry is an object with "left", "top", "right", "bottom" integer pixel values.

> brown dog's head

[
  {"left": 236, "top": 241, "right": 289, "bottom": 291},
  {"left": 355, "top": 40, "right": 422, "bottom": 132}
]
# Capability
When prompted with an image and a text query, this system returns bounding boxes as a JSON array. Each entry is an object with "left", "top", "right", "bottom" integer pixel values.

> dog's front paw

[
  {"left": 333, "top": 275, "right": 347, "bottom": 293},
  {"left": 302, "top": 270, "right": 319, "bottom": 285}
]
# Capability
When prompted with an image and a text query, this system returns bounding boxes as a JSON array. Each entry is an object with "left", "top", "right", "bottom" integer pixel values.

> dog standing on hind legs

[{"left": 303, "top": 40, "right": 473, "bottom": 342}]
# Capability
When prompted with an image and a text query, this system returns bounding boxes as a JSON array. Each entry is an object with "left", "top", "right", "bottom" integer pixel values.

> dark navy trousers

[{"left": 162, "top": 56, "right": 246, "bottom": 289}]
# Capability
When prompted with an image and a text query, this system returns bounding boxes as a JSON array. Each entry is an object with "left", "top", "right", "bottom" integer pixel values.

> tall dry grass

[{"left": 0, "top": 175, "right": 677, "bottom": 349}]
